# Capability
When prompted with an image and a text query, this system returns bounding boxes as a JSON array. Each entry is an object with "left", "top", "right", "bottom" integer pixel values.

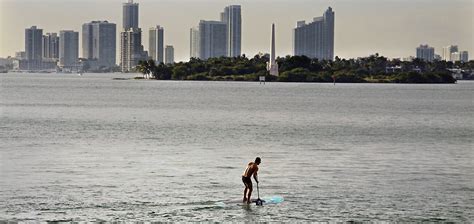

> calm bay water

[{"left": 0, "top": 73, "right": 473, "bottom": 222}]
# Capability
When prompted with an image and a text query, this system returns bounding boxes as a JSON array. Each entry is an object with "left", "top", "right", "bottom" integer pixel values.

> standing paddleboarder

[{"left": 242, "top": 157, "right": 261, "bottom": 204}]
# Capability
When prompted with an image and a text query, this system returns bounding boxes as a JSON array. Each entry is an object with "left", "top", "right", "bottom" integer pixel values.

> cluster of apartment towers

[
  {"left": 190, "top": 6, "right": 335, "bottom": 61},
  {"left": 416, "top": 44, "right": 469, "bottom": 63},
  {"left": 14, "top": 0, "right": 335, "bottom": 73}
]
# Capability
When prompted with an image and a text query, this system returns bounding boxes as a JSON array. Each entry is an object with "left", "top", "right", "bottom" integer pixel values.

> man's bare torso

[{"left": 242, "top": 162, "right": 258, "bottom": 178}]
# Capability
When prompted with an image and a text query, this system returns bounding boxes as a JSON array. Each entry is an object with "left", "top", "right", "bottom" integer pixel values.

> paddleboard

[{"left": 215, "top": 195, "right": 284, "bottom": 207}]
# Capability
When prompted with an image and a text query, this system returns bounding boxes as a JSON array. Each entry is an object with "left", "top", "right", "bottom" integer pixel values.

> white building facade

[
  {"left": 293, "top": 7, "right": 335, "bottom": 60},
  {"left": 221, "top": 5, "right": 241, "bottom": 57},
  {"left": 199, "top": 20, "right": 227, "bottom": 59},
  {"left": 149, "top": 25, "right": 164, "bottom": 64},
  {"left": 416, "top": 44, "right": 435, "bottom": 62}
]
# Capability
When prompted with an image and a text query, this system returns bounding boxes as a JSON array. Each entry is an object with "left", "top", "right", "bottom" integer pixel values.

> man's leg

[
  {"left": 243, "top": 186, "right": 248, "bottom": 202},
  {"left": 246, "top": 186, "right": 253, "bottom": 204}
]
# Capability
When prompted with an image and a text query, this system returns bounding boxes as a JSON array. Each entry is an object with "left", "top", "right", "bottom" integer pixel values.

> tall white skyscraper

[
  {"left": 190, "top": 28, "right": 200, "bottom": 59},
  {"left": 221, "top": 5, "right": 241, "bottom": 57},
  {"left": 82, "top": 21, "right": 117, "bottom": 67},
  {"left": 123, "top": 0, "right": 139, "bottom": 30},
  {"left": 293, "top": 7, "right": 335, "bottom": 60},
  {"left": 42, "top": 33, "right": 59, "bottom": 60},
  {"left": 149, "top": 26, "right": 164, "bottom": 64},
  {"left": 165, "top": 45, "right": 174, "bottom": 64},
  {"left": 59, "top": 30, "right": 79, "bottom": 68},
  {"left": 416, "top": 44, "right": 435, "bottom": 62},
  {"left": 199, "top": 20, "right": 227, "bottom": 59}
]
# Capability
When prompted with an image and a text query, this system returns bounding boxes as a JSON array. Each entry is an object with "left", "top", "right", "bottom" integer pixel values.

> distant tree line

[{"left": 136, "top": 54, "right": 474, "bottom": 83}]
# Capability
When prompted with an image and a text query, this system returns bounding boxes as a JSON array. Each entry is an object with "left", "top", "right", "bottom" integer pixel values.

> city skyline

[{"left": 0, "top": 0, "right": 472, "bottom": 62}]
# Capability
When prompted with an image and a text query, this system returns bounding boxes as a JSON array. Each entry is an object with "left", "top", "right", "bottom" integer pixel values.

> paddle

[{"left": 256, "top": 181, "right": 263, "bottom": 206}]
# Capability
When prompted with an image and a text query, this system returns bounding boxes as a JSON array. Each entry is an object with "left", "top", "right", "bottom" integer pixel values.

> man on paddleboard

[{"left": 242, "top": 157, "right": 261, "bottom": 204}]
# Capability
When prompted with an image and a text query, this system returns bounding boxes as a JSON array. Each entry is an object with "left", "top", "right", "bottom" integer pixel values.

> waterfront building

[
  {"left": 123, "top": 0, "right": 139, "bottom": 30},
  {"left": 221, "top": 5, "right": 241, "bottom": 57},
  {"left": 59, "top": 30, "right": 79, "bottom": 68},
  {"left": 149, "top": 25, "right": 164, "bottom": 64},
  {"left": 165, "top": 45, "right": 174, "bottom": 64},
  {"left": 451, "top": 52, "right": 460, "bottom": 62},
  {"left": 20, "top": 26, "right": 57, "bottom": 71},
  {"left": 42, "top": 33, "right": 59, "bottom": 60},
  {"left": 120, "top": 28, "right": 147, "bottom": 72},
  {"left": 190, "top": 28, "right": 200, "bottom": 59},
  {"left": 15, "top": 51, "right": 26, "bottom": 60},
  {"left": 416, "top": 44, "right": 435, "bottom": 62},
  {"left": 191, "top": 5, "right": 241, "bottom": 59},
  {"left": 120, "top": 0, "right": 147, "bottom": 72},
  {"left": 25, "top": 26, "right": 43, "bottom": 61},
  {"left": 293, "top": 7, "right": 335, "bottom": 60},
  {"left": 82, "top": 21, "right": 117, "bottom": 68},
  {"left": 442, "top": 45, "right": 458, "bottom": 61},
  {"left": 199, "top": 20, "right": 227, "bottom": 59},
  {"left": 12, "top": 59, "right": 57, "bottom": 71},
  {"left": 460, "top": 51, "right": 469, "bottom": 62}
]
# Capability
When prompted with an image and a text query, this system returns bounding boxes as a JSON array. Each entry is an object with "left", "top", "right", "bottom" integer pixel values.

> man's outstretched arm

[{"left": 253, "top": 172, "right": 259, "bottom": 183}]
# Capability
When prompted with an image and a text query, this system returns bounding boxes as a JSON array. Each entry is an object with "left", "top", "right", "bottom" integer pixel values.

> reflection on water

[{"left": 0, "top": 73, "right": 473, "bottom": 222}]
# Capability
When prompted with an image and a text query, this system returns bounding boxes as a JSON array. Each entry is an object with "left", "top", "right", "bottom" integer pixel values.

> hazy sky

[{"left": 0, "top": 0, "right": 472, "bottom": 62}]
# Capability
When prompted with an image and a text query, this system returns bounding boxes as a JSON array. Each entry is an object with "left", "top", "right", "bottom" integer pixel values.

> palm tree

[
  {"left": 136, "top": 60, "right": 157, "bottom": 79},
  {"left": 136, "top": 60, "right": 150, "bottom": 78},
  {"left": 146, "top": 59, "right": 156, "bottom": 79}
]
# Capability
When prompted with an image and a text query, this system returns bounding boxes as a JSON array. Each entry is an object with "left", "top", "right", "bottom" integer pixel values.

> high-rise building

[
  {"left": 82, "top": 21, "right": 117, "bottom": 67},
  {"left": 149, "top": 25, "right": 164, "bottom": 63},
  {"left": 451, "top": 52, "right": 460, "bottom": 62},
  {"left": 20, "top": 26, "right": 55, "bottom": 71},
  {"left": 42, "top": 33, "right": 59, "bottom": 60},
  {"left": 221, "top": 5, "right": 241, "bottom": 57},
  {"left": 416, "top": 44, "right": 435, "bottom": 62},
  {"left": 123, "top": 0, "right": 139, "bottom": 30},
  {"left": 165, "top": 45, "right": 174, "bottom": 64},
  {"left": 293, "top": 7, "right": 335, "bottom": 60},
  {"left": 199, "top": 20, "right": 227, "bottom": 59},
  {"left": 25, "top": 26, "right": 43, "bottom": 61},
  {"left": 442, "top": 45, "right": 458, "bottom": 61},
  {"left": 121, "top": 28, "right": 147, "bottom": 72},
  {"left": 460, "top": 51, "right": 469, "bottom": 62},
  {"left": 59, "top": 30, "right": 79, "bottom": 68},
  {"left": 120, "top": 0, "right": 146, "bottom": 72},
  {"left": 190, "top": 27, "right": 200, "bottom": 59}
]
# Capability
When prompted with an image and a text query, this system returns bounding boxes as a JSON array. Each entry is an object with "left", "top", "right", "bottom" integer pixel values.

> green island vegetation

[{"left": 136, "top": 54, "right": 474, "bottom": 83}]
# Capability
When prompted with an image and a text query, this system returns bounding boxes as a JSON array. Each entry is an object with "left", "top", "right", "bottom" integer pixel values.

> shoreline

[
  {"left": 126, "top": 76, "right": 459, "bottom": 84},
  {"left": 0, "top": 72, "right": 463, "bottom": 84}
]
